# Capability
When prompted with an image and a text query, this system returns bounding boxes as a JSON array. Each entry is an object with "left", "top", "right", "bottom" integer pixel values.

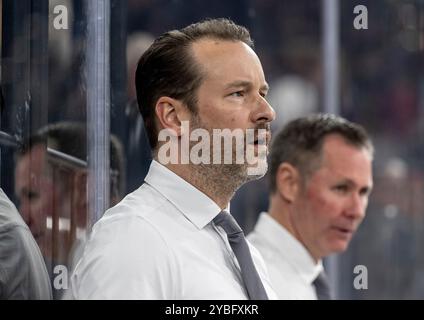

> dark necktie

[
  {"left": 313, "top": 271, "right": 332, "bottom": 300},
  {"left": 213, "top": 211, "right": 268, "bottom": 300}
]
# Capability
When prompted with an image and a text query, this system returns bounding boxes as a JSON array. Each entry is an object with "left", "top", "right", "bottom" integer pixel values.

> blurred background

[{"left": 1, "top": 0, "right": 423, "bottom": 299}]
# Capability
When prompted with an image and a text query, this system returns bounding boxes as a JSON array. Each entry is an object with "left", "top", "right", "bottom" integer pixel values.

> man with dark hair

[
  {"left": 14, "top": 122, "right": 125, "bottom": 298},
  {"left": 135, "top": 18, "right": 255, "bottom": 151},
  {"left": 71, "top": 18, "right": 276, "bottom": 299},
  {"left": 248, "top": 114, "right": 374, "bottom": 299}
]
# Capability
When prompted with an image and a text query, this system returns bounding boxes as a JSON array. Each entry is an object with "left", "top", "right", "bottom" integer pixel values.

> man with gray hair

[{"left": 248, "top": 114, "right": 374, "bottom": 299}]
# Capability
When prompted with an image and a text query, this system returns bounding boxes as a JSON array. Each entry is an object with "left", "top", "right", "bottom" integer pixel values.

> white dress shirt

[
  {"left": 247, "top": 212, "right": 323, "bottom": 300},
  {"left": 71, "top": 161, "right": 276, "bottom": 299}
]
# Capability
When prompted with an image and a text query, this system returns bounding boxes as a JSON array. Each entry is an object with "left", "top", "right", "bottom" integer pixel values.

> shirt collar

[
  {"left": 144, "top": 160, "right": 224, "bottom": 229},
  {"left": 254, "top": 212, "right": 323, "bottom": 284}
]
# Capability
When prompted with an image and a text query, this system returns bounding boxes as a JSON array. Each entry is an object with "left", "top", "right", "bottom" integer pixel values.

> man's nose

[
  {"left": 345, "top": 193, "right": 367, "bottom": 220},
  {"left": 250, "top": 96, "right": 276, "bottom": 124}
]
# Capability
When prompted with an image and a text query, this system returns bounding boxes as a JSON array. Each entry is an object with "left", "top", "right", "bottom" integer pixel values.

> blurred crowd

[{"left": 1, "top": 0, "right": 423, "bottom": 299}]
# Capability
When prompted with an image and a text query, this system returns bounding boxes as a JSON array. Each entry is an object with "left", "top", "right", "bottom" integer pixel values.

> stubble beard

[{"left": 187, "top": 114, "right": 268, "bottom": 201}]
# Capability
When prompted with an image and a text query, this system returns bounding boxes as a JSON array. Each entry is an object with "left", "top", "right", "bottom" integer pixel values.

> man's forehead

[
  {"left": 321, "top": 135, "right": 371, "bottom": 162},
  {"left": 317, "top": 142, "right": 372, "bottom": 183},
  {"left": 22, "top": 144, "right": 47, "bottom": 160},
  {"left": 191, "top": 37, "right": 251, "bottom": 53},
  {"left": 191, "top": 38, "right": 265, "bottom": 85},
  {"left": 191, "top": 38, "right": 258, "bottom": 68},
  {"left": 17, "top": 144, "right": 49, "bottom": 173}
]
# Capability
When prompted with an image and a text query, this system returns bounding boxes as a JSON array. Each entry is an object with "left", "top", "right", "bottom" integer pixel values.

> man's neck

[
  {"left": 165, "top": 162, "right": 237, "bottom": 209},
  {"left": 268, "top": 195, "right": 320, "bottom": 264},
  {"left": 268, "top": 194, "right": 292, "bottom": 233}
]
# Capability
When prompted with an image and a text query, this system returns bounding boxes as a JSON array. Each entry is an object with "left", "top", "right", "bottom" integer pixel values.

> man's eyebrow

[
  {"left": 224, "top": 80, "right": 269, "bottom": 92},
  {"left": 338, "top": 178, "right": 373, "bottom": 191}
]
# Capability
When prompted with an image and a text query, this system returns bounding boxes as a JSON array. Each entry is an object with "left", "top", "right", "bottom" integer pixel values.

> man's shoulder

[
  {"left": 88, "top": 184, "right": 163, "bottom": 234},
  {"left": 71, "top": 190, "right": 179, "bottom": 299},
  {"left": 0, "top": 222, "right": 51, "bottom": 299},
  {"left": 0, "top": 221, "right": 32, "bottom": 254},
  {"left": 0, "top": 191, "right": 26, "bottom": 232},
  {"left": 85, "top": 186, "right": 174, "bottom": 252},
  {"left": 73, "top": 182, "right": 181, "bottom": 277},
  {"left": 90, "top": 205, "right": 170, "bottom": 249},
  {"left": 104, "top": 183, "right": 168, "bottom": 220}
]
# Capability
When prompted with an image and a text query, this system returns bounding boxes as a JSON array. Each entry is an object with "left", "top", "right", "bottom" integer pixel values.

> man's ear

[
  {"left": 155, "top": 97, "right": 190, "bottom": 136},
  {"left": 275, "top": 163, "right": 301, "bottom": 203}
]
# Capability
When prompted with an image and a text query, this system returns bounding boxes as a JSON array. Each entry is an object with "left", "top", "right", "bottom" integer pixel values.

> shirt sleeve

[
  {"left": 70, "top": 215, "right": 178, "bottom": 299},
  {"left": 0, "top": 225, "right": 52, "bottom": 299}
]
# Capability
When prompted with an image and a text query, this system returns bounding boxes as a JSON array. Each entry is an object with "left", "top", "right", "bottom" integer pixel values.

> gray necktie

[
  {"left": 313, "top": 271, "right": 332, "bottom": 300},
  {"left": 213, "top": 211, "right": 268, "bottom": 300}
]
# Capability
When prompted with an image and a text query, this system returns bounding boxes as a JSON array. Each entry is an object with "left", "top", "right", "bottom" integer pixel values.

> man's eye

[
  {"left": 229, "top": 91, "right": 244, "bottom": 97},
  {"left": 26, "top": 191, "right": 39, "bottom": 201},
  {"left": 360, "top": 187, "right": 371, "bottom": 197},
  {"left": 333, "top": 185, "right": 348, "bottom": 193}
]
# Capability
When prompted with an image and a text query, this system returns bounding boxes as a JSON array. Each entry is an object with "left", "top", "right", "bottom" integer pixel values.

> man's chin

[
  {"left": 328, "top": 241, "right": 350, "bottom": 255},
  {"left": 246, "top": 159, "right": 268, "bottom": 180}
]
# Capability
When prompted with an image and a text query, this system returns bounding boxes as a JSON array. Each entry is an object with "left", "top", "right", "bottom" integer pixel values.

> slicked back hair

[{"left": 135, "top": 18, "right": 254, "bottom": 151}]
